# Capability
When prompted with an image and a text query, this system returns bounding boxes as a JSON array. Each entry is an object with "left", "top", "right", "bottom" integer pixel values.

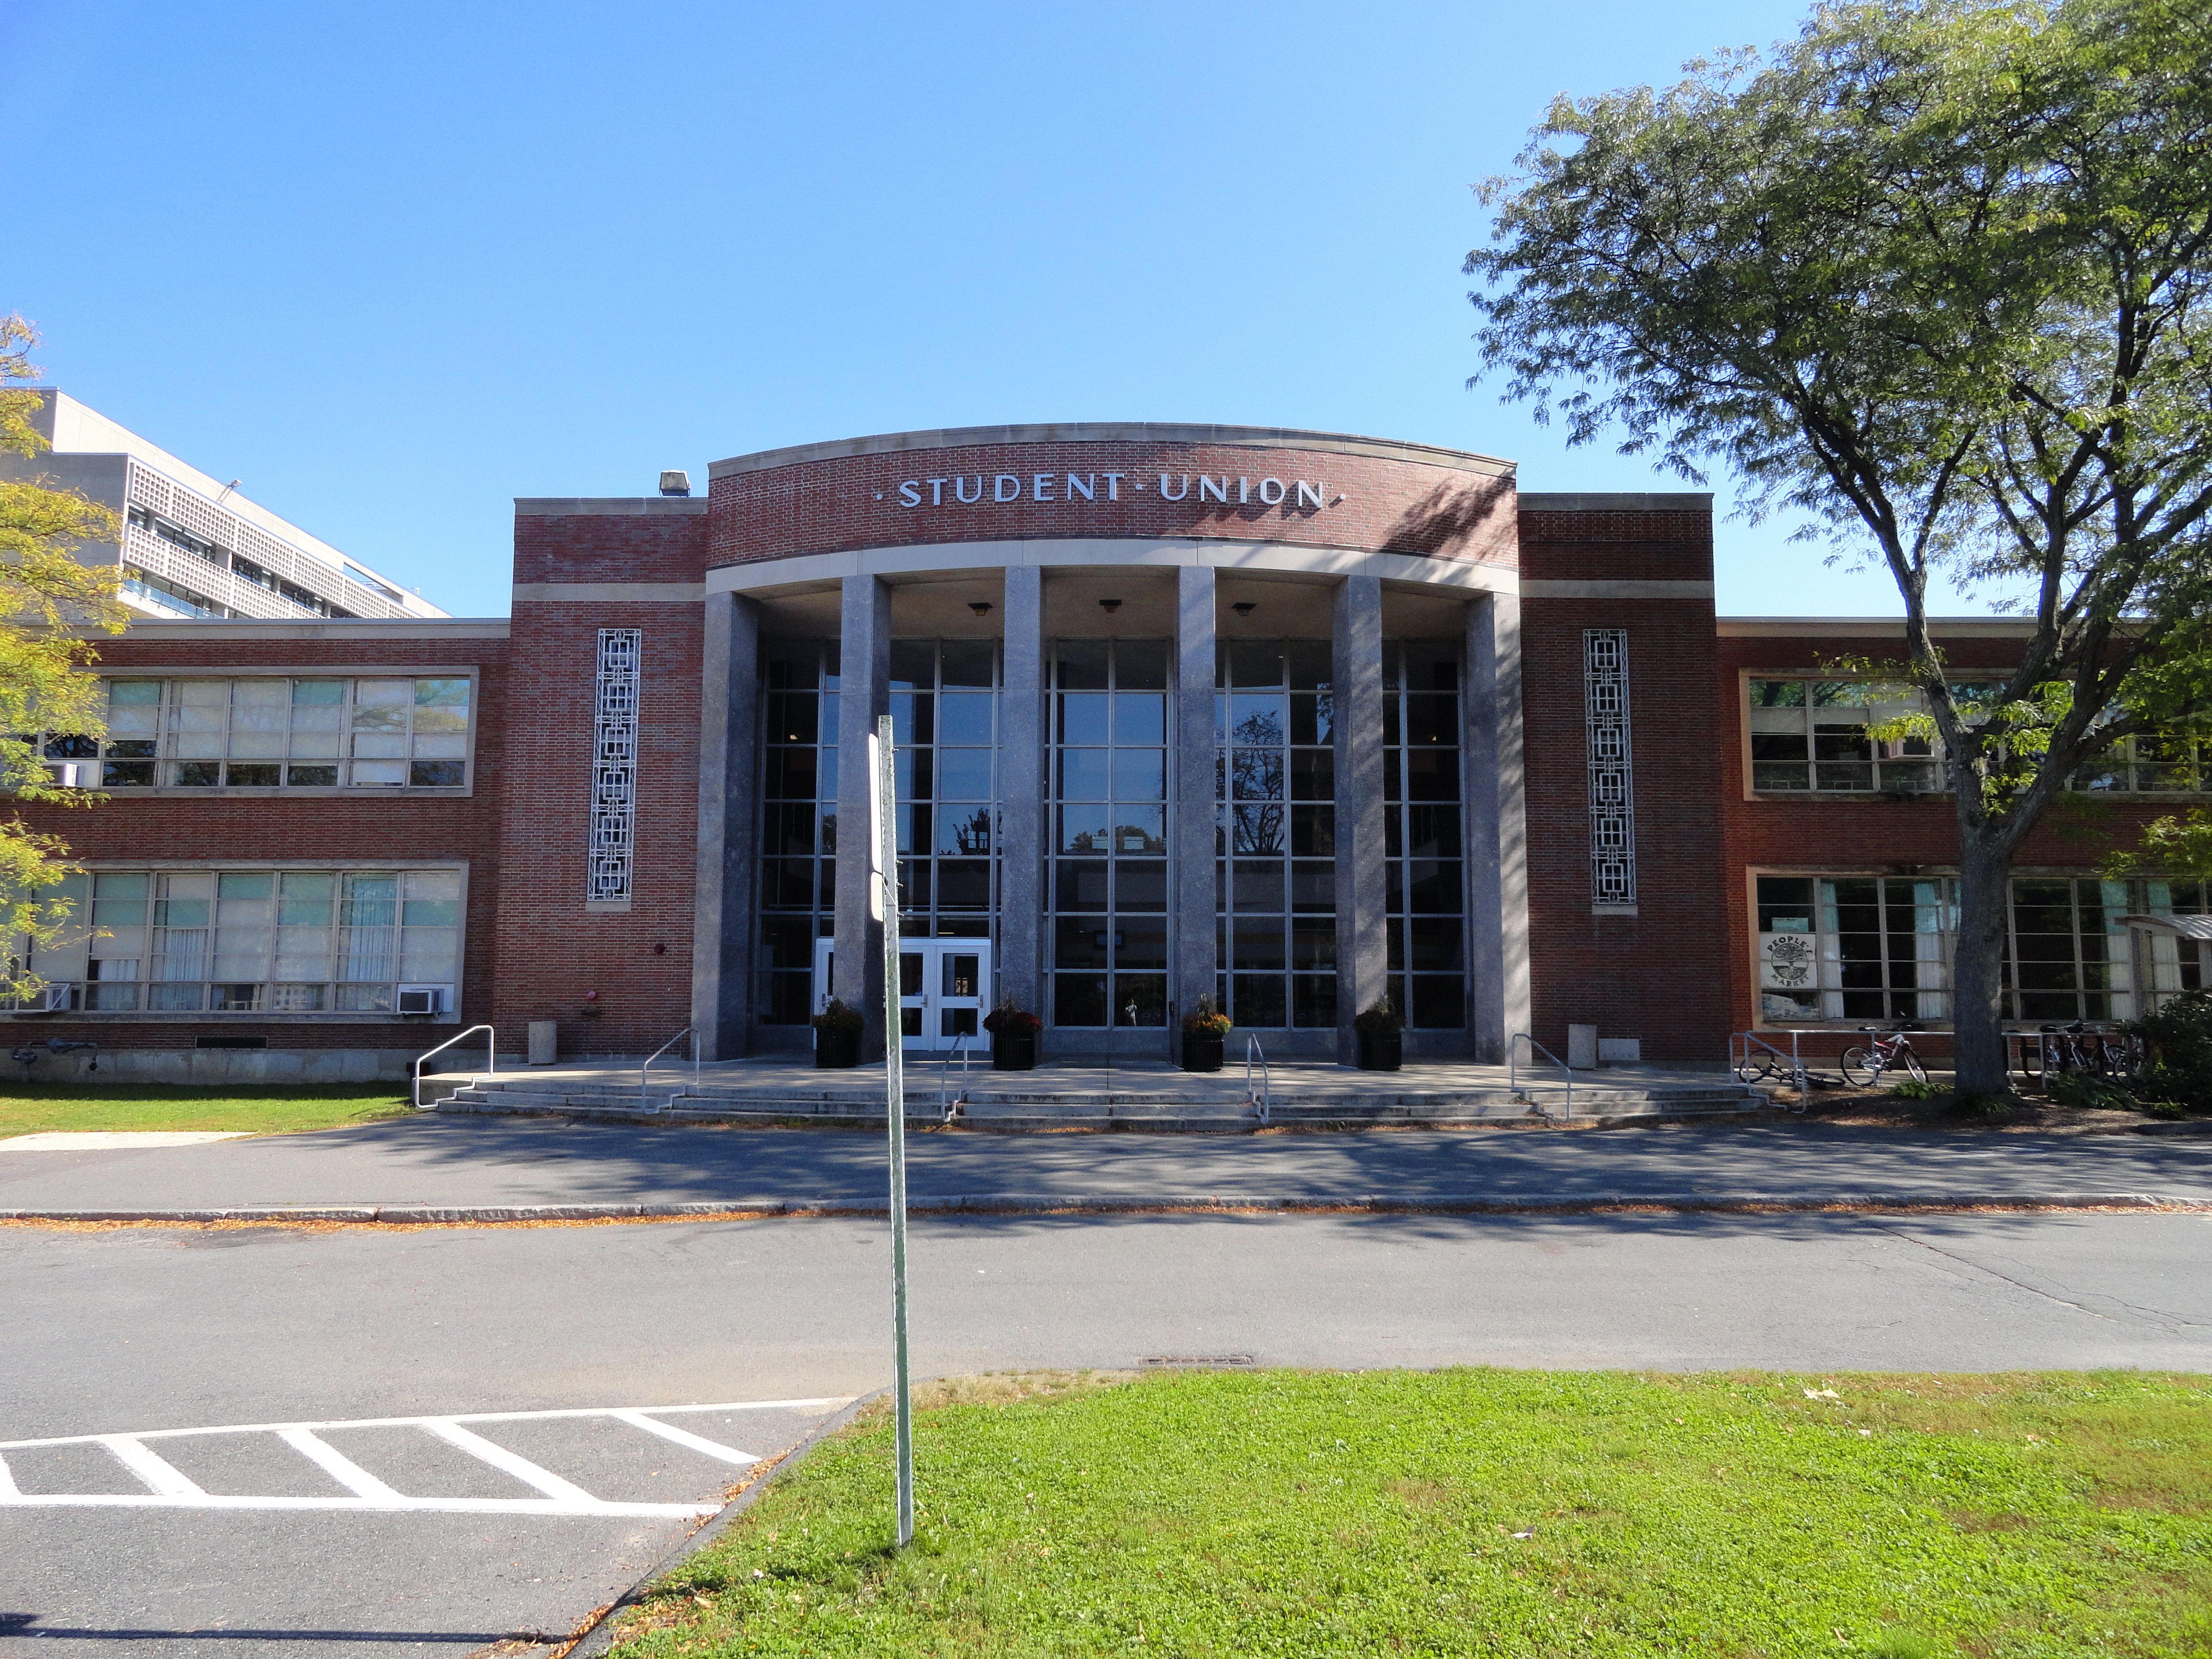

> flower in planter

[
  {"left": 812, "top": 998, "right": 864, "bottom": 1034},
  {"left": 1181, "top": 994, "right": 1232, "bottom": 1038},
  {"left": 983, "top": 999, "right": 1043, "bottom": 1036},
  {"left": 1353, "top": 997, "right": 1404, "bottom": 1036}
]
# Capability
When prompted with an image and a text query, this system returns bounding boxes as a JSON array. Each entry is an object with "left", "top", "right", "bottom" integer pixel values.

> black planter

[
  {"left": 1357, "top": 1031, "right": 1403, "bottom": 1071},
  {"left": 814, "top": 1027, "right": 861, "bottom": 1069},
  {"left": 1182, "top": 1033, "right": 1225, "bottom": 1073},
  {"left": 991, "top": 1030, "right": 1038, "bottom": 1071}
]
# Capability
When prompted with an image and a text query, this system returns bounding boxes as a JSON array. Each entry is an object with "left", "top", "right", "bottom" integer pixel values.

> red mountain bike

[{"left": 1840, "top": 1025, "right": 1928, "bottom": 1088}]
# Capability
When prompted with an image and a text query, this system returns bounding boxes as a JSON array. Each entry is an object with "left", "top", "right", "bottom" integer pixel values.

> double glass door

[{"left": 810, "top": 937, "right": 990, "bottom": 1052}]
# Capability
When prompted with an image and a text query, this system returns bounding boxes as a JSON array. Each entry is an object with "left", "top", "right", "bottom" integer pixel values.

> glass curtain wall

[
  {"left": 1047, "top": 640, "right": 1169, "bottom": 1029},
  {"left": 757, "top": 642, "right": 838, "bottom": 1024},
  {"left": 1214, "top": 641, "right": 1335, "bottom": 1029},
  {"left": 889, "top": 641, "right": 999, "bottom": 943},
  {"left": 1385, "top": 642, "right": 1468, "bottom": 1028}
]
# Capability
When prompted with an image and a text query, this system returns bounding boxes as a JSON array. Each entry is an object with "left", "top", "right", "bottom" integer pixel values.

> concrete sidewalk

[{"left": 1, "top": 1111, "right": 2208, "bottom": 1220}]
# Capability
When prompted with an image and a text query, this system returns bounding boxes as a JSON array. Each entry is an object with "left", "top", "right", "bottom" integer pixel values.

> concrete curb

[
  {"left": 4, "top": 1190, "right": 2205, "bottom": 1225},
  {"left": 553, "top": 1389, "right": 883, "bottom": 1659}
]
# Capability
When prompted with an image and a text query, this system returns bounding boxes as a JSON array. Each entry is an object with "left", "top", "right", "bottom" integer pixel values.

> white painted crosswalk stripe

[
  {"left": 276, "top": 1427, "right": 407, "bottom": 1501},
  {"left": 610, "top": 1410, "right": 758, "bottom": 1465},
  {"left": 0, "top": 1396, "right": 852, "bottom": 1516}
]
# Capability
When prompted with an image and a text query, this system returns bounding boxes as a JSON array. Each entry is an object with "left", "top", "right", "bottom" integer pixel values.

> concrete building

[
  {"left": 2, "top": 391, "right": 444, "bottom": 625},
  {"left": 6, "top": 420, "right": 2205, "bottom": 1082}
]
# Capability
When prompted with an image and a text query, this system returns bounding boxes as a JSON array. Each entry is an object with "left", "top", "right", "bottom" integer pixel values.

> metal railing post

[
  {"left": 639, "top": 1025, "right": 695, "bottom": 1109},
  {"left": 1508, "top": 1033, "right": 1573, "bottom": 1121},
  {"left": 414, "top": 1024, "right": 496, "bottom": 1109}
]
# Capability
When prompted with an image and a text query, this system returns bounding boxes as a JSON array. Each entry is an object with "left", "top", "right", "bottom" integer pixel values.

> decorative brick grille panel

[
  {"left": 1584, "top": 628, "right": 1636, "bottom": 906},
  {"left": 589, "top": 628, "right": 642, "bottom": 904}
]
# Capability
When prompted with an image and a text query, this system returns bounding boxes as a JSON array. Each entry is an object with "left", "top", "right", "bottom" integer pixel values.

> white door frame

[{"left": 810, "top": 936, "right": 991, "bottom": 1052}]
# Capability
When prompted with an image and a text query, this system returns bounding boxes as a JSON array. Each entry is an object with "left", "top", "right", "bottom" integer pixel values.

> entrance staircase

[{"left": 431, "top": 1070, "right": 1772, "bottom": 1131}]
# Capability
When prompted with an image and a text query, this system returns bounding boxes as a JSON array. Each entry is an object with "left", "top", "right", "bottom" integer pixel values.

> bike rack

[
  {"left": 1244, "top": 1033, "right": 1273, "bottom": 1126},
  {"left": 1729, "top": 1030, "right": 1808, "bottom": 1106},
  {"left": 1507, "top": 1033, "right": 1574, "bottom": 1123},
  {"left": 638, "top": 1024, "right": 698, "bottom": 1110},
  {"left": 414, "top": 1024, "right": 495, "bottom": 1108}
]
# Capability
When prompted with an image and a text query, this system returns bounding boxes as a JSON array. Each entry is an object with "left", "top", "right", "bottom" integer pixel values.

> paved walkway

[
  {"left": 1, "top": 1111, "right": 2206, "bottom": 1217},
  {"left": 471, "top": 1054, "right": 1746, "bottom": 1100}
]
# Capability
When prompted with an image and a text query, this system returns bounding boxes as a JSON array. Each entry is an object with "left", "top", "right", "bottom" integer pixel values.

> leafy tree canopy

[
  {"left": 1466, "top": 0, "right": 2212, "bottom": 1089},
  {"left": 0, "top": 313, "right": 129, "bottom": 997}
]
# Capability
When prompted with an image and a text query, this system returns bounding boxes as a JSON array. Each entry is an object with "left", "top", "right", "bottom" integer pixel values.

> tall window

[
  {"left": 1386, "top": 642, "right": 1467, "bottom": 1028},
  {"left": 1214, "top": 640, "right": 1334, "bottom": 1030},
  {"left": 890, "top": 641, "right": 999, "bottom": 944},
  {"left": 59, "top": 676, "right": 473, "bottom": 790},
  {"left": 10, "top": 867, "right": 461, "bottom": 1013},
  {"left": 1754, "top": 872, "right": 2207, "bottom": 1024},
  {"left": 756, "top": 642, "right": 837, "bottom": 1024},
  {"left": 1048, "top": 640, "right": 1168, "bottom": 1029}
]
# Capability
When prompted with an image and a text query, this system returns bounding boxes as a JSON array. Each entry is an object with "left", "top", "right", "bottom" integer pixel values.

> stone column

[
  {"left": 1172, "top": 564, "right": 1218, "bottom": 1029},
  {"left": 833, "top": 574, "right": 893, "bottom": 1058},
  {"left": 1332, "top": 575, "right": 1387, "bottom": 1062},
  {"left": 1466, "top": 590, "right": 1531, "bottom": 1061},
  {"left": 997, "top": 565, "right": 1044, "bottom": 1019},
  {"left": 692, "top": 591, "right": 760, "bottom": 1059}
]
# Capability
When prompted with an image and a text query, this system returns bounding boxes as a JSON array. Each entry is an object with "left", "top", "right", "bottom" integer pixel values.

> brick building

[{"left": 9, "top": 421, "right": 2202, "bottom": 1081}]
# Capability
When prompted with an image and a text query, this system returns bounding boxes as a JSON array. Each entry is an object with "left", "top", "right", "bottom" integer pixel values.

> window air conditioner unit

[
  {"left": 396, "top": 983, "right": 452, "bottom": 1016},
  {"left": 43, "top": 763, "right": 80, "bottom": 788}
]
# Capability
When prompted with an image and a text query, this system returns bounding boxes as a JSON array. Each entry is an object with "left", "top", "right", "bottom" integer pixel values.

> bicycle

[
  {"left": 1840, "top": 1024, "right": 1928, "bottom": 1088},
  {"left": 2022, "top": 1022, "right": 2140, "bottom": 1084}
]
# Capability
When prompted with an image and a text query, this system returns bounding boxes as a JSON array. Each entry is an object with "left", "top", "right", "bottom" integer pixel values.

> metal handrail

[
  {"left": 1244, "top": 1033, "right": 1273, "bottom": 1126},
  {"left": 414, "top": 1024, "right": 495, "bottom": 1109},
  {"left": 1507, "top": 1032, "right": 1574, "bottom": 1122},
  {"left": 639, "top": 1024, "right": 697, "bottom": 1109},
  {"left": 938, "top": 1034, "right": 973, "bottom": 1121},
  {"left": 1730, "top": 1030, "right": 1808, "bottom": 1105}
]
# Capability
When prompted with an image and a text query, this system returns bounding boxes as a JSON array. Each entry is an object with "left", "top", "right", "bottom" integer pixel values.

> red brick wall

[
  {"left": 710, "top": 441, "right": 1518, "bottom": 570},
  {"left": 1715, "top": 629, "right": 2175, "bottom": 1055},
  {"left": 13, "top": 629, "right": 508, "bottom": 1052},
  {"left": 488, "top": 509, "right": 709, "bottom": 1056},
  {"left": 1518, "top": 507, "right": 1731, "bottom": 1062}
]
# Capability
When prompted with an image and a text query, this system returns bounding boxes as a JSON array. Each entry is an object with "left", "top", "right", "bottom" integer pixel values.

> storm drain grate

[{"left": 1139, "top": 1354, "right": 1256, "bottom": 1370}]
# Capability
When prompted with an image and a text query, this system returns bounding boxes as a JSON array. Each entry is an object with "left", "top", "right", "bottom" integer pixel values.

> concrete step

[{"left": 435, "top": 1074, "right": 1771, "bottom": 1131}]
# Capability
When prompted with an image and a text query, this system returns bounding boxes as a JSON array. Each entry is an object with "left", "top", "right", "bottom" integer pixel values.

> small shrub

[
  {"left": 1353, "top": 997, "right": 1405, "bottom": 1036},
  {"left": 1181, "top": 995, "right": 1231, "bottom": 1037},
  {"left": 811, "top": 998, "right": 863, "bottom": 1034},
  {"left": 982, "top": 999, "right": 1042, "bottom": 1036},
  {"left": 2044, "top": 1071, "right": 2137, "bottom": 1111},
  {"left": 1956, "top": 1090, "right": 2011, "bottom": 1118},
  {"left": 2124, "top": 987, "right": 2212, "bottom": 1115},
  {"left": 1887, "top": 1078, "right": 1944, "bottom": 1099}
]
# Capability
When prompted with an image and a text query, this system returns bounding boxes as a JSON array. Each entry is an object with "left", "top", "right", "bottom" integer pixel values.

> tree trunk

[{"left": 1949, "top": 830, "right": 2017, "bottom": 1097}]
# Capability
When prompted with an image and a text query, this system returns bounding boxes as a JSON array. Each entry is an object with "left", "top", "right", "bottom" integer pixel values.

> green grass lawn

[
  {"left": 0, "top": 1083, "right": 414, "bottom": 1139},
  {"left": 609, "top": 1368, "right": 2212, "bottom": 1659}
]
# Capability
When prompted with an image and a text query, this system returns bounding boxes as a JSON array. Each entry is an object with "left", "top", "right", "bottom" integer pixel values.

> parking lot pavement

[
  {"left": 1, "top": 1112, "right": 2208, "bottom": 1216},
  {"left": 0, "top": 1396, "right": 847, "bottom": 1659}
]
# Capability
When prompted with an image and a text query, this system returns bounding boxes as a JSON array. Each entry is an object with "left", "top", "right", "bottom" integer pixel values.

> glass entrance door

[
  {"left": 900, "top": 940, "right": 988, "bottom": 1052},
  {"left": 811, "top": 936, "right": 989, "bottom": 1052}
]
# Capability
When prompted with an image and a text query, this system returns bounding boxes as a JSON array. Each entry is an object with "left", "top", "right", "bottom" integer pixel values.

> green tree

[
  {"left": 0, "top": 314, "right": 129, "bottom": 1000},
  {"left": 1466, "top": 0, "right": 2212, "bottom": 1093}
]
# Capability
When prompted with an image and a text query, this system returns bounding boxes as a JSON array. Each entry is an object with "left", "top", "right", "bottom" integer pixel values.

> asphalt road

[
  {"left": 4, "top": 1113, "right": 2210, "bottom": 1213},
  {"left": 4, "top": 1202, "right": 2209, "bottom": 1657}
]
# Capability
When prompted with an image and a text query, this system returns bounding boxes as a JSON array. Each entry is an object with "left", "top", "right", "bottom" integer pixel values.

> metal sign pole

[{"left": 870, "top": 716, "right": 914, "bottom": 1548}]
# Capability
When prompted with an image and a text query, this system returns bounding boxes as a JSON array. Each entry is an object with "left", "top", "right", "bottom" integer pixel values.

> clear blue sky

[{"left": 12, "top": 0, "right": 1988, "bottom": 621}]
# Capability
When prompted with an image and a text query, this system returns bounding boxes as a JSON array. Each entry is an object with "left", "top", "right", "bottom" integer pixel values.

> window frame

[
  {"left": 0, "top": 859, "right": 471, "bottom": 1021},
  {"left": 76, "top": 668, "right": 481, "bottom": 796}
]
